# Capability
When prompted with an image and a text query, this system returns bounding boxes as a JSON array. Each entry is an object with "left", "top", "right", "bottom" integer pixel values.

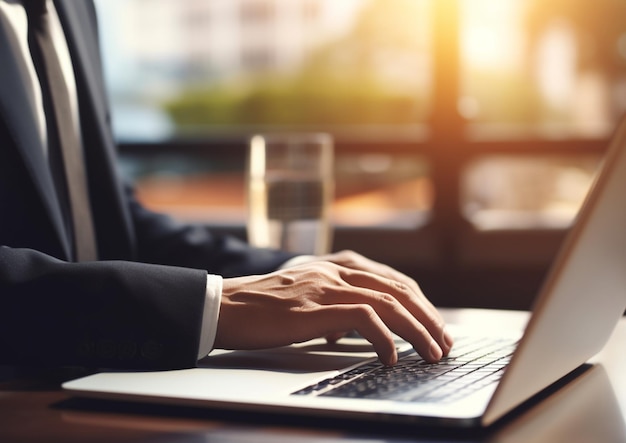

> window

[
  {"left": 94, "top": 0, "right": 626, "bottom": 309},
  {"left": 96, "top": 0, "right": 435, "bottom": 227}
]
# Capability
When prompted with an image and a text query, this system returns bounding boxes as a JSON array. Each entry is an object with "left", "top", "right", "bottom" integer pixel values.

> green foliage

[{"left": 164, "top": 74, "right": 427, "bottom": 131}]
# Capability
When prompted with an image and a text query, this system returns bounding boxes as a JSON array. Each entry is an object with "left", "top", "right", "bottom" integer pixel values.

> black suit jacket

[{"left": 0, "top": 0, "right": 293, "bottom": 369}]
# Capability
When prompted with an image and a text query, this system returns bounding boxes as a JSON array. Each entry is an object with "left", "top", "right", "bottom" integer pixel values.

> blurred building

[{"left": 96, "top": 0, "right": 362, "bottom": 99}]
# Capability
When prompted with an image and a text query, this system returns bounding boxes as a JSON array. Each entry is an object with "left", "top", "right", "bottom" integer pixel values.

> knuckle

[
  {"left": 392, "top": 280, "right": 409, "bottom": 293},
  {"left": 353, "top": 304, "right": 377, "bottom": 321},
  {"left": 337, "top": 249, "right": 358, "bottom": 265},
  {"left": 376, "top": 292, "right": 397, "bottom": 306}
]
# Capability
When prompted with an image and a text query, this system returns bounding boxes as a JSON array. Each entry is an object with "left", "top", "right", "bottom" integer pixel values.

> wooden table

[{"left": 1, "top": 309, "right": 625, "bottom": 442}]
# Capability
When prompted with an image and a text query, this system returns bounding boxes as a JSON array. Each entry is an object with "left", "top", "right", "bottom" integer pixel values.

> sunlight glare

[
  {"left": 534, "top": 20, "right": 576, "bottom": 108},
  {"left": 460, "top": 0, "right": 521, "bottom": 68},
  {"left": 463, "top": 26, "right": 501, "bottom": 66}
]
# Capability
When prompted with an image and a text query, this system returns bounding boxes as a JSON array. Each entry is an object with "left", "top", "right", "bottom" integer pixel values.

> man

[{"left": 0, "top": 0, "right": 452, "bottom": 370}]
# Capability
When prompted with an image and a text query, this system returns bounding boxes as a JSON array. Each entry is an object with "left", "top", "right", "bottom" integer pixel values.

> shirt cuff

[{"left": 197, "top": 274, "right": 223, "bottom": 360}]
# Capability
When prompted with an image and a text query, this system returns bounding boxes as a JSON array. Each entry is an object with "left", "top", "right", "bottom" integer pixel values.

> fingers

[
  {"left": 362, "top": 266, "right": 449, "bottom": 349},
  {"left": 402, "top": 292, "right": 453, "bottom": 357},
  {"left": 323, "top": 252, "right": 453, "bottom": 356},
  {"left": 312, "top": 305, "right": 399, "bottom": 366},
  {"left": 323, "top": 284, "right": 445, "bottom": 363},
  {"left": 324, "top": 331, "right": 348, "bottom": 344},
  {"left": 287, "top": 260, "right": 450, "bottom": 362}
]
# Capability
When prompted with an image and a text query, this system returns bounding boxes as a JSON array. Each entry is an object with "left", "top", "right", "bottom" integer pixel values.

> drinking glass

[{"left": 247, "top": 133, "right": 334, "bottom": 255}]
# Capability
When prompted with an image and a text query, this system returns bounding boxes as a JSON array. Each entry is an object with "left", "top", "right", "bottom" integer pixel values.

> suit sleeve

[
  {"left": 0, "top": 246, "right": 208, "bottom": 370},
  {"left": 125, "top": 184, "right": 297, "bottom": 278}
]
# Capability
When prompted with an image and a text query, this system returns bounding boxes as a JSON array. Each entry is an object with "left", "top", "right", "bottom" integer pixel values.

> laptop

[{"left": 63, "top": 117, "right": 626, "bottom": 427}]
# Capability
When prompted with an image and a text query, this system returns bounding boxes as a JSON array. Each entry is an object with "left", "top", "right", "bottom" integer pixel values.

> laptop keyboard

[{"left": 292, "top": 336, "right": 517, "bottom": 404}]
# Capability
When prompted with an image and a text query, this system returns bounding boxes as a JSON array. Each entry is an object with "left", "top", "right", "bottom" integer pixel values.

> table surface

[{"left": 1, "top": 308, "right": 625, "bottom": 443}]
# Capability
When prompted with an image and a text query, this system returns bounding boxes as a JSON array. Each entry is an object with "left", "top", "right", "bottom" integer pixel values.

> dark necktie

[{"left": 25, "top": 0, "right": 97, "bottom": 262}]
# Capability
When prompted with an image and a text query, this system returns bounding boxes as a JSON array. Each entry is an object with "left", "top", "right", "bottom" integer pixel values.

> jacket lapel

[{"left": 0, "top": 11, "right": 72, "bottom": 259}]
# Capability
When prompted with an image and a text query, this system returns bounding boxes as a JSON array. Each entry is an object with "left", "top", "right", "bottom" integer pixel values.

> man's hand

[
  {"left": 315, "top": 250, "right": 452, "bottom": 351},
  {"left": 216, "top": 252, "right": 453, "bottom": 366}
]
